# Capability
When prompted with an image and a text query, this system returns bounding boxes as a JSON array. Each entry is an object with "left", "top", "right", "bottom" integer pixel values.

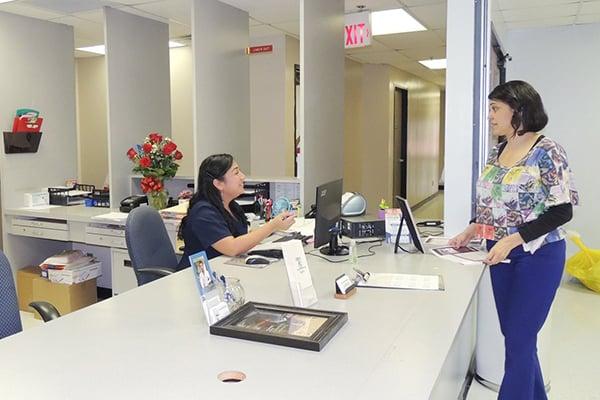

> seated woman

[{"left": 179, "top": 154, "right": 295, "bottom": 267}]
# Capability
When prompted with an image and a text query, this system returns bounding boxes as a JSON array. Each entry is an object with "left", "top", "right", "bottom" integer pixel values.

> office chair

[
  {"left": 0, "top": 251, "right": 60, "bottom": 340},
  {"left": 125, "top": 206, "right": 178, "bottom": 286}
]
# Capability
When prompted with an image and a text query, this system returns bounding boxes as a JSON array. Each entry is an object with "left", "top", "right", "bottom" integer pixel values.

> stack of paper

[
  {"left": 159, "top": 203, "right": 188, "bottom": 221},
  {"left": 40, "top": 250, "right": 101, "bottom": 284},
  {"left": 429, "top": 246, "right": 488, "bottom": 265}
]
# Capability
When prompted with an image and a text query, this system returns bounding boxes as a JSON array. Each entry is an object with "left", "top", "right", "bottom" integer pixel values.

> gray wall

[
  {"left": 505, "top": 24, "right": 599, "bottom": 251},
  {"left": 0, "top": 12, "right": 77, "bottom": 268},
  {"left": 300, "top": 0, "right": 345, "bottom": 207},
  {"left": 104, "top": 7, "right": 172, "bottom": 206},
  {"left": 192, "top": 0, "right": 250, "bottom": 174}
]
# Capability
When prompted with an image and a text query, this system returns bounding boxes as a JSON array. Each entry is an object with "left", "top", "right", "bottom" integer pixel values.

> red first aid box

[{"left": 12, "top": 116, "right": 43, "bottom": 133}]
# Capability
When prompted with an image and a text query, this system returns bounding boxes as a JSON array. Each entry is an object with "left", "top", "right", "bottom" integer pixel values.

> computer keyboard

[
  {"left": 273, "top": 232, "right": 311, "bottom": 243},
  {"left": 247, "top": 249, "right": 284, "bottom": 259}
]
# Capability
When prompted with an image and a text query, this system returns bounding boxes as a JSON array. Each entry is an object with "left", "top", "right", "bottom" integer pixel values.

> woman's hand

[
  {"left": 269, "top": 211, "right": 296, "bottom": 232},
  {"left": 484, "top": 233, "right": 524, "bottom": 265},
  {"left": 449, "top": 224, "right": 477, "bottom": 248}
]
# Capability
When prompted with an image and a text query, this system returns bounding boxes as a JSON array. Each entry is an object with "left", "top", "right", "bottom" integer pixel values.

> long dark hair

[
  {"left": 488, "top": 80, "right": 548, "bottom": 136},
  {"left": 179, "top": 154, "right": 248, "bottom": 239}
]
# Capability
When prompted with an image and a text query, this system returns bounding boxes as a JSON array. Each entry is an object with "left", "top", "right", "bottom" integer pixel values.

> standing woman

[
  {"left": 179, "top": 154, "right": 295, "bottom": 267},
  {"left": 450, "top": 81, "right": 578, "bottom": 399}
]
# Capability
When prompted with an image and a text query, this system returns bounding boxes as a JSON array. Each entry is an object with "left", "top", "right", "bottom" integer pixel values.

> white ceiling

[{"left": 1, "top": 0, "right": 600, "bottom": 87}]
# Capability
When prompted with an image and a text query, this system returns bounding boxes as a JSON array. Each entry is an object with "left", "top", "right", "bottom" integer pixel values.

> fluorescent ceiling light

[
  {"left": 169, "top": 41, "right": 185, "bottom": 48},
  {"left": 77, "top": 41, "right": 185, "bottom": 55},
  {"left": 0, "top": 0, "right": 17, "bottom": 3},
  {"left": 371, "top": 9, "right": 426, "bottom": 36},
  {"left": 76, "top": 45, "right": 105, "bottom": 55},
  {"left": 419, "top": 58, "right": 447, "bottom": 70}
]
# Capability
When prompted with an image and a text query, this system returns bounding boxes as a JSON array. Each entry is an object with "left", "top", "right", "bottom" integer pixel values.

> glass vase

[
  {"left": 147, "top": 190, "right": 168, "bottom": 210},
  {"left": 221, "top": 277, "right": 245, "bottom": 311}
]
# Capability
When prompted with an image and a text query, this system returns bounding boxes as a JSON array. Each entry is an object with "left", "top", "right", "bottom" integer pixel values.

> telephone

[{"left": 119, "top": 195, "right": 147, "bottom": 213}]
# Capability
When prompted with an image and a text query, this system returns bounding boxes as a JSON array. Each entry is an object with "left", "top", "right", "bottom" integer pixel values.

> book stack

[{"left": 40, "top": 250, "right": 102, "bottom": 285}]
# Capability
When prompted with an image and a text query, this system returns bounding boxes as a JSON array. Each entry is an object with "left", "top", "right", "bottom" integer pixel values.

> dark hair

[
  {"left": 178, "top": 154, "right": 248, "bottom": 239},
  {"left": 488, "top": 80, "right": 548, "bottom": 136}
]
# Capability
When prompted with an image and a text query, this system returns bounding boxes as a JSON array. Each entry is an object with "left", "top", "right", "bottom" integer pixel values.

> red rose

[
  {"left": 148, "top": 132, "right": 163, "bottom": 144},
  {"left": 163, "top": 141, "right": 177, "bottom": 155},
  {"left": 139, "top": 156, "right": 152, "bottom": 168},
  {"left": 142, "top": 143, "right": 153, "bottom": 153},
  {"left": 126, "top": 148, "right": 137, "bottom": 160},
  {"left": 174, "top": 150, "right": 183, "bottom": 160}
]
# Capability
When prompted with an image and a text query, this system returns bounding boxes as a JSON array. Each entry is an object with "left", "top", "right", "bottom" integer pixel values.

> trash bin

[{"left": 566, "top": 232, "right": 600, "bottom": 294}]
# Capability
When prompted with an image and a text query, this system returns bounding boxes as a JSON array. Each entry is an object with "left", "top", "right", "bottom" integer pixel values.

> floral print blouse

[{"left": 475, "top": 136, "right": 579, "bottom": 250}]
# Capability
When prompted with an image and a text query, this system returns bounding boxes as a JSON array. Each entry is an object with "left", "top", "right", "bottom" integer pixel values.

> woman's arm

[
  {"left": 211, "top": 212, "right": 296, "bottom": 256},
  {"left": 517, "top": 203, "right": 573, "bottom": 242}
]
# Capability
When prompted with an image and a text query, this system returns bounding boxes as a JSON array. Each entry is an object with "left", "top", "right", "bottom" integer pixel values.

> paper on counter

[{"left": 357, "top": 273, "right": 443, "bottom": 291}]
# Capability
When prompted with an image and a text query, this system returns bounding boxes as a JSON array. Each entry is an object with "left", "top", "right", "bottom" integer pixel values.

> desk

[
  {"left": 3, "top": 205, "right": 180, "bottom": 294},
  {"left": 0, "top": 245, "right": 484, "bottom": 399}
]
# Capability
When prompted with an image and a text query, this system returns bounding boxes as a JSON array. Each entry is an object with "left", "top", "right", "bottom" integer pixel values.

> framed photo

[
  {"left": 189, "top": 251, "right": 215, "bottom": 295},
  {"left": 210, "top": 302, "right": 348, "bottom": 352}
]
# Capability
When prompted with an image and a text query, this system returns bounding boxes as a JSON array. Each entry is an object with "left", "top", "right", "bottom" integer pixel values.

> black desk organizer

[{"left": 3, "top": 131, "right": 43, "bottom": 153}]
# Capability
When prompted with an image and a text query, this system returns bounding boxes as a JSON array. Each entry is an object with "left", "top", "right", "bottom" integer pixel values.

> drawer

[
  {"left": 86, "top": 224, "right": 125, "bottom": 237},
  {"left": 11, "top": 217, "right": 68, "bottom": 231},
  {"left": 86, "top": 233, "right": 127, "bottom": 249},
  {"left": 11, "top": 226, "right": 70, "bottom": 241},
  {"left": 111, "top": 249, "right": 137, "bottom": 295}
]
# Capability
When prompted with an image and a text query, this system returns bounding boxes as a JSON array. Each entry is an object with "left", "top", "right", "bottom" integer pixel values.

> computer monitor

[
  {"left": 314, "top": 179, "right": 348, "bottom": 256},
  {"left": 394, "top": 196, "right": 424, "bottom": 254}
]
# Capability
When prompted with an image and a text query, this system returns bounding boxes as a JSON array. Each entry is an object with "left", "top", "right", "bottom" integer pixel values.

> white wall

[
  {"left": 0, "top": 12, "right": 78, "bottom": 268},
  {"left": 250, "top": 34, "right": 287, "bottom": 177},
  {"left": 505, "top": 23, "right": 600, "bottom": 250},
  {"left": 105, "top": 7, "right": 172, "bottom": 207},
  {"left": 76, "top": 56, "right": 108, "bottom": 188},
  {"left": 192, "top": 0, "right": 250, "bottom": 174},
  {"left": 169, "top": 46, "right": 194, "bottom": 177},
  {"left": 444, "top": 0, "right": 476, "bottom": 236},
  {"left": 300, "top": 0, "right": 345, "bottom": 207}
]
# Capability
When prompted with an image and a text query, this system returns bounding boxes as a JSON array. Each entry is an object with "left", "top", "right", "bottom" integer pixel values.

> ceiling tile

[
  {"left": 50, "top": 15, "right": 104, "bottom": 42},
  {"left": 432, "top": 28, "right": 446, "bottom": 41},
  {"left": 345, "top": 0, "right": 400, "bottom": 13},
  {"left": 0, "top": 2, "right": 65, "bottom": 19},
  {"left": 250, "top": 23, "right": 285, "bottom": 38},
  {"left": 400, "top": 0, "right": 445, "bottom": 6},
  {"left": 580, "top": 1, "right": 600, "bottom": 15},
  {"left": 249, "top": 17, "right": 263, "bottom": 26},
  {"left": 575, "top": 13, "right": 600, "bottom": 24},
  {"left": 351, "top": 50, "right": 411, "bottom": 65},
  {"left": 502, "top": 3, "right": 578, "bottom": 22},
  {"left": 133, "top": 0, "right": 191, "bottom": 25},
  {"left": 400, "top": 45, "right": 445, "bottom": 60},
  {"left": 271, "top": 20, "right": 299, "bottom": 36},
  {"left": 345, "top": 37, "right": 391, "bottom": 54},
  {"left": 22, "top": 0, "right": 111, "bottom": 14},
  {"left": 373, "top": 30, "right": 444, "bottom": 50},
  {"left": 504, "top": 15, "right": 575, "bottom": 29},
  {"left": 407, "top": 2, "right": 446, "bottom": 30},
  {"left": 114, "top": 5, "right": 169, "bottom": 23},
  {"left": 219, "top": 0, "right": 299, "bottom": 23},
  {"left": 491, "top": 9, "right": 504, "bottom": 23},
  {"left": 498, "top": 0, "right": 578, "bottom": 10},
  {"left": 72, "top": 9, "right": 106, "bottom": 23}
]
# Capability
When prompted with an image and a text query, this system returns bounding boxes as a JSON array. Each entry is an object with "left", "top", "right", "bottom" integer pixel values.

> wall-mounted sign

[
  {"left": 246, "top": 44, "right": 273, "bottom": 54},
  {"left": 344, "top": 11, "right": 371, "bottom": 49}
]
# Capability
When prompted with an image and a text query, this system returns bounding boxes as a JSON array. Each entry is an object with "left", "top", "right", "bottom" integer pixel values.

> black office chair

[
  {"left": 125, "top": 206, "right": 178, "bottom": 286},
  {"left": 0, "top": 251, "right": 60, "bottom": 340}
]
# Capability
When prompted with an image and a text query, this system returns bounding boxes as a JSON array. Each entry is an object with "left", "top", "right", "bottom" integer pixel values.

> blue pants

[{"left": 486, "top": 239, "right": 565, "bottom": 400}]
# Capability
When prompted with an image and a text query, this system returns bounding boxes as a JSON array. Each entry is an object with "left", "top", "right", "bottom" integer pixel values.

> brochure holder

[{"left": 3, "top": 131, "right": 43, "bottom": 154}]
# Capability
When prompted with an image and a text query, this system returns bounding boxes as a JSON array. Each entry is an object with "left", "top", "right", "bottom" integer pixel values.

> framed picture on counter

[{"left": 209, "top": 302, "right": 348, "bottom": 352}]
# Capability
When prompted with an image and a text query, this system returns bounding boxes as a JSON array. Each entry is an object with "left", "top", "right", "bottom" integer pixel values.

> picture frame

[
  {"left": 189, "top": 250, "right": 215, "bottom": 296},
  {"left": 209, "top": 302, "right": 348, "bottom": 352}
]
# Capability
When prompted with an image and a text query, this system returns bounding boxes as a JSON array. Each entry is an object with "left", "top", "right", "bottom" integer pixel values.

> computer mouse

[{"left": 245, "top": 255, "right": 271, "bottom": 265}]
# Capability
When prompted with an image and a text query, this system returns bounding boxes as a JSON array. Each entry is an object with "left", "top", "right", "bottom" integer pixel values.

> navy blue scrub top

[{"left": 179, "top": 200, "right": 248, "bottom": 268}]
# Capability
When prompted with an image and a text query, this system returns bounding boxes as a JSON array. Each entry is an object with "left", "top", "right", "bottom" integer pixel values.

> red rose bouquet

[{"left": 126, "top": 132, "right": 183, "bottom": 209}]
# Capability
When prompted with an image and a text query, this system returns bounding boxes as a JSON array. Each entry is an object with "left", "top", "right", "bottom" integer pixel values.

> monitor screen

[
  {"left": 314, "top": 179, "right": 343, "bottom": 249},
  {"left": 395, "top": 196, "right": 424, "bottom": 253}
]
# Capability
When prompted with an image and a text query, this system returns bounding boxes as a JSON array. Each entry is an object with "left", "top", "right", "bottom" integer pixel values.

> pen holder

[{"left": 3, "top": 131, "right": 43, "bottom": 154}]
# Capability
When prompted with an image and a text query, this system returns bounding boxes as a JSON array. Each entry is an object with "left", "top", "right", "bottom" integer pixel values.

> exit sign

[
  {"left": 345, "top": 11, "right": 371, "bottom": 49},
  {"left": 246, "top": 44, "right": 273, "bottom": 54}
]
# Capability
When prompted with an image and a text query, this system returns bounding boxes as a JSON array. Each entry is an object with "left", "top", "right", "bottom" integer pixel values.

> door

[{"left": 393, "top": 87, "right": 408, "bottom": 200}]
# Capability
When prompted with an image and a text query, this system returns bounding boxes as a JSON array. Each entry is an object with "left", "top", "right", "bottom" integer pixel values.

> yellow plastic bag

[{"left": 566, "top": 232, "right": 600, "bottom": 294}]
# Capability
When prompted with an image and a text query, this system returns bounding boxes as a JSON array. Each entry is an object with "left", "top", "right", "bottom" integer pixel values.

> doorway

[{"left": 393, "top": 87, "right": 408, "bottom": 200}]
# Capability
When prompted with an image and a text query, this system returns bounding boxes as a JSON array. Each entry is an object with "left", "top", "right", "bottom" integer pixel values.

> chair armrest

[
  {"left": 29, "top": 301, "right": 61, "bottom": 322},
  {"left": 137, "top": 267, "right": 176, "bottom": 277}
]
